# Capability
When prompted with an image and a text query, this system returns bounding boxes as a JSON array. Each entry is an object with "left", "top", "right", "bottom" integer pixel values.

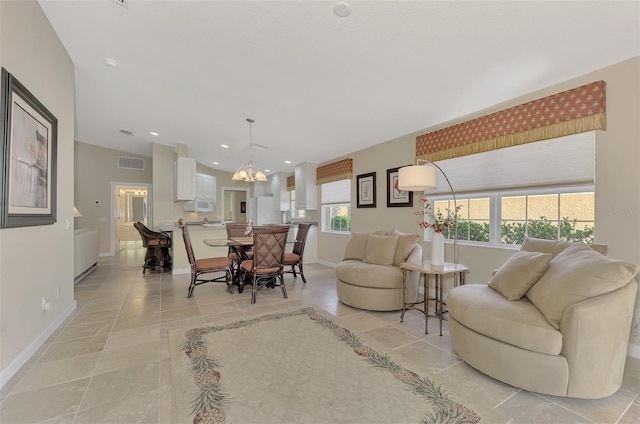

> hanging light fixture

[{"left": 232, "top": 118, "right": 268, "bottom": 182}]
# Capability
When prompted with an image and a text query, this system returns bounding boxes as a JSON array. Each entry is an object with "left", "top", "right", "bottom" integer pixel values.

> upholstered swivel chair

[
  {"left": 178, "top": 219, "right": 233, "bottom": 298},
  {"left": 283, "top": 223, "right": 311, "bottom": 283},
  {"left": 240, "top": 225, "right": 289, "bottom": 304},
  {"left": 133, "top": 222, "right": 172, "bottom": 274}
]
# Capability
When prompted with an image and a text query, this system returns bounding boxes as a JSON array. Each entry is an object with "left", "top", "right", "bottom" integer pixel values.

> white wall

[{"left": 0, "top": 0, "right": 76, "bottom": 384}]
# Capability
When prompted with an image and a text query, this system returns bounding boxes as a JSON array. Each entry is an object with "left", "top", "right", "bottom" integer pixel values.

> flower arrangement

[{"left": 415, "top": 196, "right": 462, "bottom": 234}]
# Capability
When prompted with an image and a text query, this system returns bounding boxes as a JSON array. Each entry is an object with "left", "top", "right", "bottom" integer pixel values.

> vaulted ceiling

[{"left": 38, "top": 0, "right": 639, "bottom": 176}]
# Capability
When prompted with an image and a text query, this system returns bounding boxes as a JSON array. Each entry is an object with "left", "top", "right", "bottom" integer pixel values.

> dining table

[{"left": 203, "top": 236, "right": 294, "bottom": 292}]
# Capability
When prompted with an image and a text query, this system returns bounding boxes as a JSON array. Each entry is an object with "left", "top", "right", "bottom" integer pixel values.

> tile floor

[{"left": 1, "top": 245, "right": 639, "bottom": 423}]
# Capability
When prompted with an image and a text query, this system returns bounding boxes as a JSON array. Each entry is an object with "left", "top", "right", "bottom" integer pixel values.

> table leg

[
  {"left": 423, "top": 273, "right": 429, "bottom": 334},
  {"left": 438, "top": 274, "right": 444, "bottom": 336},
  {"left": 400, "top": 269, "right": 407, "bottom": 322}
]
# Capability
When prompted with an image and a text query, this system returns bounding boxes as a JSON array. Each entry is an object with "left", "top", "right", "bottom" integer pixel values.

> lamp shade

[
  {"left": 397, "top": 165, "right": 437, "bottom": 191},
  {"left": 73, "top": 206, "right": 83, "bottom": 217}
]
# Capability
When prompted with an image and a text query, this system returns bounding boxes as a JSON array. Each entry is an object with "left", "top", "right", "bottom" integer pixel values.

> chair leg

[
  {"left": 291, "top": 265, "right": 297, "bottom": 278},
  {"left": 299, "top": 263, "right": 306, "bottom": 284},
  {"left": 279, "top": 272, "right": 288, "bottom": 299},
  {"left": 251, "top": 274, "right": 258, "bottom": 304},
  {"left": 226, "top": 270, "right": 234, "bottom": 294},
  {"left": 187, "top": 272, "right": 197, "bottom": 298}
]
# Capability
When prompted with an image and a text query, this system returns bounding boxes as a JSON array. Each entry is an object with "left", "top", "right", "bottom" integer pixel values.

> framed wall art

[
  {"left": 356, "top": 172, "right": 376, "bottom": 208},
  {"left": 240, "top": 201, "right": 247, "bottom": 214},
  {"left": 1, "top": 68, "right": 58, "bottom": 228},
  {"left": 386, "top": 166, "right": 413, "bottom": 207}
]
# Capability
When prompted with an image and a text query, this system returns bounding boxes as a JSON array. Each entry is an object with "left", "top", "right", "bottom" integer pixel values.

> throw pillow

[
  {"left": 526, "top": 242, "right": 639, "bottom": 329},
  {"left": 362, "top": 235, "right": 399, "bottom": 266},
  {"left": 520, "top": 236, "right": 572, "bottom": 258},
  {"left": 488, "top": 251, "right": 552, "bottom": 300},
  {"left": 393, "top": 234, "right": 420, "bottom": 266},
  {"left": 343, "top": 233, "right": 369, "bottom": 261}
]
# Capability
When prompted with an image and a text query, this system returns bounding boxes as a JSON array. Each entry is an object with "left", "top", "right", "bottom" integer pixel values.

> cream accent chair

[
  {"left": 448, "top": 237, "right": 638, "bottom": 399},
  {"left": 336, "top": 230, "right": 422, "bottom": 311}
]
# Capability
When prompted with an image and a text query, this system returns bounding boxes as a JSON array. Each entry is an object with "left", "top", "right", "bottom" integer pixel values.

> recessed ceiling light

[
  {"left": 221, "top": 144, "right": 229, "bottom": 149},
  {"left": 264, "top": 169, "right": 271, "bottom": 173},
  {"left": 149, "top": 131, "right": 159, "bottom": 136},
  {"left": 333, "top": 1, "right": 352, "bottom": 18},
  {"left": 104, "top": 57, "right": 119, "bottom": 68},
  {"left": 212, "top": 161, "right": 219, "bottom": 165},
  {"left": 284, "top": 160, "right": 292, "bottom": 164}
]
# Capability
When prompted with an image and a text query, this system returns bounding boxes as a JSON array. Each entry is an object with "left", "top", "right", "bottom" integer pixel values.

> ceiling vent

[
  {"left": 251, "top": 143, "right": 269, "bottom": 151},
  {"left": 118, "top": 156, "right": 145, "bottom": 170},
  {"left": 119, "top": 129, "right": 133, "bottom": 136},
  {"left": 110, "top": 0, "right": 128, "bottom": 8}
]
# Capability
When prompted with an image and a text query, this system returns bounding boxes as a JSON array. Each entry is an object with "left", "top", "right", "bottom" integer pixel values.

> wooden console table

[{"left": 400, "top": 261, "right": 468, "bottom": 336}]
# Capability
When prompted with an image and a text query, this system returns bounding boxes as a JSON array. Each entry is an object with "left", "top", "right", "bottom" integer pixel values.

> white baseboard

[
  {"left": 316, "top": 259, "right": 337, "bottom": 268},
  {"left": 0, "top": 300, "right": 77, "bottom": 389}
]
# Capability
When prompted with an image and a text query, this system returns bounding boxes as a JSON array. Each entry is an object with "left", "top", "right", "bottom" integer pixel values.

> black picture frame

[
  {"left": 386, "top": 166, "right": 413, "bottom": 207},
  {"left": 356, "top": 172, "right": 376, "bottom": 208},
  {"left": 1, "top": 68, "right": 57, "bottom": 228},
  {"left": 240, "top": 201, "right": 246, "bottom": 214}
]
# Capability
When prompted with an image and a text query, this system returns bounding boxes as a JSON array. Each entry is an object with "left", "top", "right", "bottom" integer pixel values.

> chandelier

[{"left": 232, "top": 118, "right": 268, "bottom": 182}]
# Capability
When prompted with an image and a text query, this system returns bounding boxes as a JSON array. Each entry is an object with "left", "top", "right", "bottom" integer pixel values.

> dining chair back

[
  {"left": 283, "top": 223, "right": 311, "bottom": 283},
  {"left": 179, "top": 219, "right": 233, "bottom": 298},
  {"left": 133, "top": 221, "right": 172, "bottom": 274},
  {"left": 240, "top": 225, "right": 289, "bottom": 304}
]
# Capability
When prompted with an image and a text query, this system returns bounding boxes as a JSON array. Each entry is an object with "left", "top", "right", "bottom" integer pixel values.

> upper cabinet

[
  {"left": 196, "top": 173, "right": 216, "bottom": 203},
  {"left": 295, "top": 163, "right": 317, "bottom": 210},
  {"left": 175, "top": 157, "right": 196, "bottom": 201},
  {"left": 271, "top": 172, "right": 290, "bottom": 211}
]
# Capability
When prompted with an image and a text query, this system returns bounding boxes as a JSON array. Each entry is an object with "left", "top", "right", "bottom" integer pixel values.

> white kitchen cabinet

[
  {"left": 175, "top": 157, "right": 196, "bottom": 201},
  {"left": 271, "top": 172, "right": 290, "bottom": 211},
  {"left": 294, "top": 163, "right": 317, "bottom": 210},
  {"left": 196, "top": 173, "right": 216, "bottom": 202}
]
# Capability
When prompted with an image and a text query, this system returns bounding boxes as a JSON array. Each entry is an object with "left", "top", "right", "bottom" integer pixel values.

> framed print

[
  {"left": 240, "top": 201, "right": 246, "bottom": 214},
  {"left": 356, "top": 172, "right": 376, "bottom": 208},
  {"left": 1, "top": 68, "right": 58, "bottom": 228},
  {"left": 386, "top": 166, "right": 413, "bottom": 207}
]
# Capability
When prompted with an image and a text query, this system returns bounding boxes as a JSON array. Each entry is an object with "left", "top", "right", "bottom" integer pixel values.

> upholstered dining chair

[
  {"left": 133, "top": 222, "right": 172, "bottom": 274},
  {"left": 178, "top": 219, "right": 233, "bottom": 298},
  {"left": 240, "top": 225, "right": 289, "bottom": 304},
  {"left": 283, "top": 223, "right": 311, "bottom": 284}
]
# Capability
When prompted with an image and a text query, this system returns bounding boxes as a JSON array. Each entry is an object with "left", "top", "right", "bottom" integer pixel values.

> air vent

[
  {"left": 110, "top": 0, "right": 128, "bottom": 8},
  {"left": 251, "top": 143, "right": 269, "bottom": 151},
  {"left": 118, "top": 156, "right": 145, "bottom": 170},
  {"left": 119, "top": 129, "right": 133, "bottom": 136}
]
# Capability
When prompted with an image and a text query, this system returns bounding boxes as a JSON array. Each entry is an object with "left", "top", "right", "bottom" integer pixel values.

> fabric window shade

[
  {"left": 287, "top": 175, "right": 295, "bottom": 192},
  {"left": 316, "top": 158, "right": 353, "bottom": 185},
  {"left": 416, "top": 81, "right": 606, "bottom": 162},
  {"left": 428, "top": 132, "right": 594, "bottom": 195},
  {"left": 321, "top": 179, "right": 351, "bottom": 204}
]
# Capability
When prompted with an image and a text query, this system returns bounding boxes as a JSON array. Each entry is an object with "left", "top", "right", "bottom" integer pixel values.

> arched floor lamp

[{"left": 397, "top": 159, "right": 459, "bottom": 266}]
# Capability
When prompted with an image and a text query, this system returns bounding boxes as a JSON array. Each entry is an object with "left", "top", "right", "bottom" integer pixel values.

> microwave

[{"left": 184, "top": 199, "right": 214, "bottom": 212}]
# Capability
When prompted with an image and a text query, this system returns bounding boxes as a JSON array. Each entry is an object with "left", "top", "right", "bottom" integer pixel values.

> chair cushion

[
  {"left": 283, "top": 252, "right": 300, "bottom": 265},
  {"left": 343, "top": 233, "right": 370, "bottom": 261},
  {"left": 488, "top": 251, "right": 552, "bottom": 300},
  {"left": 362, "top": 235, "right": 398, "bottom": 266},
  {"left": 336, "top": 260, "right": 403, "bottom": 290},
  {"left": 448, "top": 284, "right": 562, "bottom": 355},
  {"left": 195, "top": 257, "right": 229, "bottom": 270},
  {"left": 526, "top": 242, "right": 639, "bottom": 329}
]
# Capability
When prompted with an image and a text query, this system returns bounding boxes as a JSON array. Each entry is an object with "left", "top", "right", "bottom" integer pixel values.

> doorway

[
  {"left": 111, "top": 182, "right": 153, "bottom": 254},
  {"left": 221, "top": 187, "right": 250, "bottom": 223}
]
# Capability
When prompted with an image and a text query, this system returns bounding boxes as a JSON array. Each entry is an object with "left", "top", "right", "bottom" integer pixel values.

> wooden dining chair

[
  {"left": 283, "top": 223, "right": 311, "bottom": 283},
  {"left": 240, "top": 225, "right": 289, "bottom": 304},
  {"left": 178, "top": 219, "right": 233, "bottom": 298}
]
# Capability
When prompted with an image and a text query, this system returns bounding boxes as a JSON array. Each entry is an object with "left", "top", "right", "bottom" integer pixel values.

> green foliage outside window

[{"left": 330, "top": 215, "right": 351, "bottom": 232}]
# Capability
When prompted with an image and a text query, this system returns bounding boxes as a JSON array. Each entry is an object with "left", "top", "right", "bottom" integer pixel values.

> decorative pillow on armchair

[
  {"left": 362, "top": 234, "right": 399, "bottom": 266},
  {"left": 526, "top": 242, "right": 639, "bottom": 329},
  {"left": 488, "top": 251, "right": 552, "bottom": 300},
  {"left": 520, "top": 236, "right": 572, "bottom": 258},
  {"left": 389, "top": 229, "right": 420, "bottom": 266},
  {"left": 343, "top": 233, "right": 369, "bottom": 261}
]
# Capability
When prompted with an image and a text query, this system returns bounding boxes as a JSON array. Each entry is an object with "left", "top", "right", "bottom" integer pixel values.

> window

[
  {"left": 321, "top": 179, "right": 351, "bottom": 233},
  {"left": 427, "top": 186, "right": 594, "bottom": 247},
  {"left": 289, "top": 190, "right": 306, "bottom": 220}
]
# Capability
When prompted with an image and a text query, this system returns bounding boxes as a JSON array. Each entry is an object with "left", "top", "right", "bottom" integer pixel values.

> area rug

[{"left": 169, "top": 306, "right": 499, "bottom": 424}]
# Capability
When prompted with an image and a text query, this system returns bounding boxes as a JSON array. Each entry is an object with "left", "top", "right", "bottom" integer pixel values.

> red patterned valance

[
  {"left": 287, "top": 175, "right": 295, "bottom": 192},
  {"left": 316, "top": 158, "right": 353, "bottom": 185},
  {"left": 416, "top": 81, "right": 606, "bottom": 161}
]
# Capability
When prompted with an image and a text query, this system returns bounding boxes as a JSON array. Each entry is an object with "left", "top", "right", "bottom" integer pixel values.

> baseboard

[
  {"left": 172, "top": 267, "right": 190, "bottom": 275},
  {"left": 0, "top": 300, "right": 77, "bottom": 389},
  {"left": 74, "top": 263, "right": 97, "bottom": 284},
  {"left": 316, "top": 259, "right": 337, "bottom": 268}
]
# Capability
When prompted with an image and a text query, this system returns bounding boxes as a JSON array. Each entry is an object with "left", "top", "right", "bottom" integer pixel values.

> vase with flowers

[{"left": 415, "top": 196, "right": 462, "bottom": 265}]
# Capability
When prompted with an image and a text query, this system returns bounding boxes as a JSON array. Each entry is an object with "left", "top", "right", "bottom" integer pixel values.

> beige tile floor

[{"left": 1, "top": 245, "right": 639, "bottom": 423}]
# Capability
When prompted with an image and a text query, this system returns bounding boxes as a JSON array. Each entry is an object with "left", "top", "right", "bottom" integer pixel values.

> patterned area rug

[{"left": 169, "top": 306, "right": 500, "bottom": 424}]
